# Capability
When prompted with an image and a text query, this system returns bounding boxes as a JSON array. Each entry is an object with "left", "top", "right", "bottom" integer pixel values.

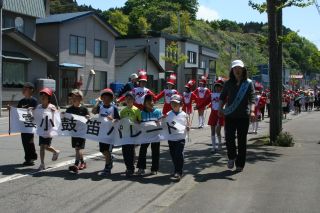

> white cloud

[{"left": 196, "top": 5, "right": 219, "bottom": 21}]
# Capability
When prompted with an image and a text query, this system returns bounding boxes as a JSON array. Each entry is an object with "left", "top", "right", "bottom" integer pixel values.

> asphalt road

[{"left": 0, "top": 110, "right": 319, "bottom": 213}]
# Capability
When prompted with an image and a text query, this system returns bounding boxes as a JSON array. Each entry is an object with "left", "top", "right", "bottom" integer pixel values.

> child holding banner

[
  {"left": 167, "top": 94, "right": 190, "bottom": 181},
  {"left": 66, "top": 89, "right": 90, "bottom": 173},
  {"left": 16, "top": 82, "right": 38, "bottom": 166},
  {"left": 136, "top": 94, "right": 162, "bottom": 175},
  {"left": 120, "top": 92, "right": 141, "bottom": 177},
  {"left": 37, "top": 88, "right": 60, "bottom": 171},
  {"left": 92, "top": 88, "right": 120, "bottom": 176}
]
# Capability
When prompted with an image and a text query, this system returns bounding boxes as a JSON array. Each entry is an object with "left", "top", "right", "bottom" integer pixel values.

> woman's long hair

[{"left": 229, "top": 67, "right": 248, "bottom": 82}]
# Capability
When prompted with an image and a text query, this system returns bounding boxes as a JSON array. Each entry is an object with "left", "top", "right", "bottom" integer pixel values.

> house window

[
  {"left": 187, "top": 51, "right": 197, "bottom": 64},
  {"left": 200, "top": 61, "right": 206, "bottom": 69},
  {"left": 69, "top": 35, "right": 86, "bottom": 55},
  {"left": 93, "top": 71, "right": 108, "bottom": 91},
  {"left": 94, "top": 39, "right": 108, "bottom": 58},
  {"left": 2, "top": 61, "right": 26, "bottom": 88}
]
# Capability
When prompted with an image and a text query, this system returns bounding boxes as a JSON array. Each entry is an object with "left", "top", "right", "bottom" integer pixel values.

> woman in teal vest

[{"left": 218, "top": 60, "right": 255, "bottom": 172}]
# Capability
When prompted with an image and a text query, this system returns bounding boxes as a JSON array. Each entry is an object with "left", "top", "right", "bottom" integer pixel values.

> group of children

[{"left": 18, "top": 68, "right": 299, "bottom": 179}]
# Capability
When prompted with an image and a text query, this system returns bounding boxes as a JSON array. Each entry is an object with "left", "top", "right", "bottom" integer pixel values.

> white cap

[
  {"left": 170, "top": 94, "right": 182, "bottom": 103},
  {"left": 231, "top": 60, "right": 245, "bottom": 68},
  {"left": 130, "top": 73, "right": 138, "bottom": 79}
]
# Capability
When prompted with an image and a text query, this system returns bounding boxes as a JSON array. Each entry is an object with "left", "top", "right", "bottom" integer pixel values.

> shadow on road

[
  {"left": 0, "top": 142, "right": 283, "bottom": 185},
  {"left": 0, "top": 164, "right": 38, "bottom": 176}
]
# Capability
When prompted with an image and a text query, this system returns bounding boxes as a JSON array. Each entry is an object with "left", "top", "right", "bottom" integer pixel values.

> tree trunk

[
  {"left": 276, "top": 0, "right": 283, "bottom": 132},
  {"left": 267, "top": 0, "right": 282, "bottom": 143}
]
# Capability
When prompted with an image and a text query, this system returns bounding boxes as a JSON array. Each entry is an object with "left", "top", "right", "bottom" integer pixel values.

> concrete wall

[
  {"left": 184, "top": 42, "right": 199, "bottom": 68},
  {"left": 2, "top": 36, "right": 48, "bottom": 103},
  {"left": 36, "top": 23, "right": 60, "bottom": 57}
]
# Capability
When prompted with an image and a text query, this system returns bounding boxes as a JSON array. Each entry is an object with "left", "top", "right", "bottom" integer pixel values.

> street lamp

[{"left": 0, "top": 0, "right": 4, "bottom": 117}]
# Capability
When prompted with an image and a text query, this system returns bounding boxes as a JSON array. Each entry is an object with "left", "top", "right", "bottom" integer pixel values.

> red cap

[
  {"left": 40, "top": 88, "right": 53, "bottom": 96},
  {"left": 100, "top": 88, "right": 114, "bottom": 97},
  {"left": 214, "top": 80, "right": 224, "bottom": 87},
  {"left": 199, "top": 76, "right": 207, "bottom": 84},
  {"left": 255, "top": 82, "right": 264, "bottom": 91},
  {"left": 185, "top": 79, "right": 196, "bottom": 89},
  {"left": 167, "top": 74, "right": 177, "bottom": 85},
  {"left": 138, "top": 69, "right": 148, "bottom": 82}
]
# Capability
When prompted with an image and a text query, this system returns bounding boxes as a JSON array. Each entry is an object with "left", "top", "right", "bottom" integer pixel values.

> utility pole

[
  {"left": 145, "top": 38, "right": 150, "bottom": 73},
  {"left": 0, "top": 0, "right": 3, "bottom": 117}
]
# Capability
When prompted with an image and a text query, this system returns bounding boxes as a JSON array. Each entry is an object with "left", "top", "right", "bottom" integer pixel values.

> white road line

[{"left": 0, "top": 147, "right": 122, "bottom": 184}]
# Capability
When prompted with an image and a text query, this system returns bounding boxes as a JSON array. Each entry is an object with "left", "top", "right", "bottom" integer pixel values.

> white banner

[
  {"left": 9, "top": 108, "right": 187, "bottom": 144},
  {"left": 33, "top": 108, "right": 61, "bottom": 138},
  {"left": 9, "top": 107, "right": 36, "bottom": 134}
]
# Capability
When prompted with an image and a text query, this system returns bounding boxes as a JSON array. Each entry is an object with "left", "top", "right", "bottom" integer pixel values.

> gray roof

[
  {"left": 116, "top": 47, "right": 164, "bottom": 72},
  {"left": 36, "top": 11, "right": 93, "bottom": 24},
  {"left": 3, "top": 28, "right": 55, "bottom": 61},
  {"left": 3, "top": 0, "right": 46, "bottom": 18},
  {"left": 115, "top": 47, "right": 144, "bottom": 67}
]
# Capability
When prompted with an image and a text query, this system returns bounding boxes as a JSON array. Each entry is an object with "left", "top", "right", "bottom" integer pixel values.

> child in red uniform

[
  {"left": 182, "top": 80, "right": 197, "bottom": 115},
  {"left": 198, "top": 80, "right": 224, "bottom": 153},
  {"left": 117, "top": 69, "right": 156, "bottom": 110},
  {"left": 194, "top": 76, "right": 211, "bottom": 128},
  {"left": 155, "top": 74, "right": 179, "bottom": 115}
]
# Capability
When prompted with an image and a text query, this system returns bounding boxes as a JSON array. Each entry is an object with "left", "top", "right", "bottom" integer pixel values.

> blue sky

[{"left": 77, "top": 0, "right": 320, "bottom": 49}]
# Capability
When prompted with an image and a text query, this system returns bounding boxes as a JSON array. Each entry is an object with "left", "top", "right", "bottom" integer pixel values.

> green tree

[
  {"left": 249, "top": 0, "right": 314, "bottom": 143},
  {"left": 161, "top": 41, "right": 188, "bottom": 71},
  {"left": 50, "top": 0, "right": 78, "bottom": 14},
  {"left": 106, "top": 10, "right": 130, "bottom": 36},
  {"left": 136, "top": 16, "right": 151, "bottom": 35}
]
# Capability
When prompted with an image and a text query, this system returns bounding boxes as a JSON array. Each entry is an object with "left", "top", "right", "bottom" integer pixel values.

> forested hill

[{"left": 50, "top": 0, "right": 320, "bottom": 77}]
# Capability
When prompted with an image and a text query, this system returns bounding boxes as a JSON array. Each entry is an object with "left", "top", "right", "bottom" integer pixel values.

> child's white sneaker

[
  {"left": 52, "top": 151, "right": 60, "bottom": 161},
  {"left": 38, "top": 164, "right": 45, "bottom": 171}
]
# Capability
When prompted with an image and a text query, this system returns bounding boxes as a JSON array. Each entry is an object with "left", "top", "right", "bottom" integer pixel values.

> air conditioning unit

[{"left": 36, "top": 78, "right": 56, "bottom": 92}]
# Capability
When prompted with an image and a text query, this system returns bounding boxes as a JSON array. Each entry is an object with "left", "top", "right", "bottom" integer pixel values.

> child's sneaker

[
  {"left": 69, "top": 165, "right": 79, "bottom": 173},
  {"left": 125, "top": 170, "right": 134, "bottom": 178},
  {"left": 227, "top": 159, "right": 235, "bottom": 169},
  {"left": 100, "top": 164, "right": 112, "bottom": 176},
  {"left": 150, "top": 170, "right": 158, "bottom": 175},
  {"left": 78, "top": 162, "right": 87, "bottom": 170},
  {"left": 235, "top": 167, "right": 243, "bottom": 172},
  {"left": 38, "top": 164, "right": 45, "bottom": 171},
  {"left": 52, "top": 151, "right": 60, "bottom": 161},
  {"left": 136, "top": 169, "right": 145, "bottom": 176},
  {"left": 172, "top": 173, "right": 182, "bottom": 181}
]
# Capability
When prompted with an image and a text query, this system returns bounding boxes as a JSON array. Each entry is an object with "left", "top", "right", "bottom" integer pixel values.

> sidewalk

[{"left": 164, "top": 110, "right": 320, "bottom": 213}]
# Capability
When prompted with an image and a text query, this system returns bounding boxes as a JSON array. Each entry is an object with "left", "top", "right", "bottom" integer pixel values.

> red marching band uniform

[
  {"left": 194, "top": 76, "right": 211, "bottom": 110},
  {"left": 194, "top": 76, "right": 211, "bottom": 128},
  {"left": 198, "top": 80, "right": 225, "bottom": 127},
  {"left": 182, "top": 80, "right": 198, "bottom": 115},
  {"left": 117, "top": 69, "right": 156, "bottom": 110},
  {"left": 155, "top": 74, "right": 179, "bottom": 115}
]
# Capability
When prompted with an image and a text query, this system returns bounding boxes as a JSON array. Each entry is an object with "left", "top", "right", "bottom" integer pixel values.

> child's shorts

[
  {"left": 39, "top": 136, "right": 52, "bottom": 146},
  {"left": 99, "top": 142, "right": 112, "bottom": 153},
  {"left": 72, "top": 137, "right": 86, "bottom": 149},
  {"left": 208, "top": 110, "right": 224, "bottom": 126}
]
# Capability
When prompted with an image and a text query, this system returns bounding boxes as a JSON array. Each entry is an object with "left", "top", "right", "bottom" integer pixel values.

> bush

[{"left": 274, "top": 132, "right": 294, "bottom": 147}]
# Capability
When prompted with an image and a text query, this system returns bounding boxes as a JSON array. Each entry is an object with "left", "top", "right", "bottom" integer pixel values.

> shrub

[{"left": 274, "top": 132, "right": 294, "bottom": 147}]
